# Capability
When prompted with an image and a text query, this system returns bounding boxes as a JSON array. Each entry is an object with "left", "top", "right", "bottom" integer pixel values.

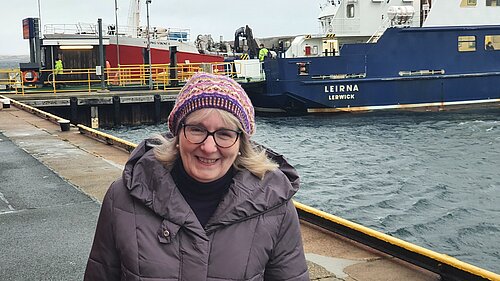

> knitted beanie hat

[{"left": 168, "top": 72, "right": 255, "bottom": 136}]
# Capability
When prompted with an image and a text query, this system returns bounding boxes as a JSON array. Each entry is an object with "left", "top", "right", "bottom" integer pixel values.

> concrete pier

[
  {"left": 0, "top": 105, "right": 441, "bottom": 280},
  {"left": 1, "top": 90, "right": 180, "bottom": 127}
]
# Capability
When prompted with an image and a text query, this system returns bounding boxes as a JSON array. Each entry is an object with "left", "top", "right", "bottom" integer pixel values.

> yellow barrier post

[
  {"left": 88, "top": 69, "right": 91, "bottom": 93},
  {"left": 21, "top": 72, "right": 25, "bottom": 95},
  {"left": 52, "top": 70, "right": 57, "bottom": 94}
]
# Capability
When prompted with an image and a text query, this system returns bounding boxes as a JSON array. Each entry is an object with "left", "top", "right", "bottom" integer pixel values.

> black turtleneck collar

[{"left": 171, "top": 160, "right": 235, "bottom": 227}]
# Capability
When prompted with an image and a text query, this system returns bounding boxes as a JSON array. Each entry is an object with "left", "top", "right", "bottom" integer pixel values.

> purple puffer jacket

[{"left": 84, "top": 139, "right": 309, "bottom": 281}]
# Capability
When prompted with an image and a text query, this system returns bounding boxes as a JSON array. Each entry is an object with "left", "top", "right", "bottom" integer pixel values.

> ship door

[
  {"left": 322, "top": 39, "right": 338, "bottom": 56},
  {"left": 305, "top": 45, "right": 312, "bottom": 56}
]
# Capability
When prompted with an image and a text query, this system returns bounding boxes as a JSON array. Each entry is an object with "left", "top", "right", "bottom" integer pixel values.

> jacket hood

[{"left": 122, "top": 138, "right": 300, "bottom": 232}]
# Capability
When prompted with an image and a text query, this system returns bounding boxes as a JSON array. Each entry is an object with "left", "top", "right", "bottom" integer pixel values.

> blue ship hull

[{"left": 242, "top": 26, "right": 500, "bottom": 114}]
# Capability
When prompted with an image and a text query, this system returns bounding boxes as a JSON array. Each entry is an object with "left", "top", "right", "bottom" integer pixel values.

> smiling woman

[
  {"left": 84, "top": 72, "right": 310, "bottom": 281},
  {"left": 176, "top": 109, "right": 242, "bottom": 183}
]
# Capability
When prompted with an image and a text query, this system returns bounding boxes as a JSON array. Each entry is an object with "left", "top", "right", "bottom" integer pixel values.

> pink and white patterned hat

[{"left": 168, "top": 72, "right": 255, "bottom": 136}]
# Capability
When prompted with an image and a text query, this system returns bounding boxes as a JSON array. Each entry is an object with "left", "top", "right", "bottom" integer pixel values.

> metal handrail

[
  {"left": 0, "top": 61, "right": 240, "bottom": 95},
  {"left": 0, "top": 69, "right": 22, "bottom": 92}
]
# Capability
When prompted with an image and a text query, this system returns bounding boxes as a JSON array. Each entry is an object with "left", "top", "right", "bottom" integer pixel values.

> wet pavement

[
  {"left": 0, "top": 131, "right": 98, "bottom": 280},
  {"left": 0, "top": 105, "right": 127, "bottom": 280}
]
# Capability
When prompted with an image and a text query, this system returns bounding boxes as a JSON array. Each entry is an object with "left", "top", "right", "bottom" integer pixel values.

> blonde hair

[{"left": 154, "top": 109, "right": 278, "bottom": 179}]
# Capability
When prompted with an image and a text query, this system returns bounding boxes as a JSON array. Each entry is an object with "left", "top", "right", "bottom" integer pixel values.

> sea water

[
  {"left": 0, "top": 55, "right": 29, "bottom": 69},
  {"left": 102, "top": 109, "right": 500, "bottom": 273}
]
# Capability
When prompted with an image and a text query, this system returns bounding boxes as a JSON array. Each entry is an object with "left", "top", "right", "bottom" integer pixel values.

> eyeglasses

[{"left": 182, "top": 124, "right": 241, "bottom": 148}]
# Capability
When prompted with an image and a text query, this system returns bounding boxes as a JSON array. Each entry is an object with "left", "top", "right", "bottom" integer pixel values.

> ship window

[
  {"left": 297, "top": 62, "right": 310, "bottom": 76},
  {"left": 461, "top": 0, "right": 477, "bottom": 6},
  {"left": 347, "top": 4, "right": 355, "bottom": 18},
  {"left": 458, "top": 36, "right": 476, "bottom": 52},
  {"left": 485, "top": 35, "right": 500, "bottom": 50},
  {"left": 486, "top": 0, "right": 500, "bottom": 6},
  {"left": 312, "top": 45, "right": 319, "bottom": 55}
]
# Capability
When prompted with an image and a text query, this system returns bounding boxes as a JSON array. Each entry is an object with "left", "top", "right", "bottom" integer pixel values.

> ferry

[
  {"left": 239, "top": 0, "right": 500, "bottom": 114},
  {"left": 19, "top": 0, "right": 223, "bottom": 85}
]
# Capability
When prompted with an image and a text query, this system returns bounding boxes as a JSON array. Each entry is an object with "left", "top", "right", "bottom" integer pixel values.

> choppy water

[
  {"left": 0, "top": 56, "right": 29, "bottom": 69},
  {"left": 102, "top": 109, "right": 500, "bottom": 273}
]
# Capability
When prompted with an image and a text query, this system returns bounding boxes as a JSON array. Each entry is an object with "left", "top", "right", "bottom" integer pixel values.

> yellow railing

[
  {"left": 0, "top": 61, "right": 242, "bottom": 95},
  {"left": 109, "top": 62, "right": 237, "bottom": 90},
  {"left": 41, "top": 68, "right": 102, "bottom": 94},
  {"left": 0, "top": 69, "right": 23, "bottom": 94}
]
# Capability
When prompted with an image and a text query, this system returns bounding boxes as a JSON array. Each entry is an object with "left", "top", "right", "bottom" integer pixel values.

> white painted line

[
  {"left": 305, "top": 253, "right": 362, "bottom": 278},
  {"left": 0, "top": 191, "right": 15, "bottom": 212}
]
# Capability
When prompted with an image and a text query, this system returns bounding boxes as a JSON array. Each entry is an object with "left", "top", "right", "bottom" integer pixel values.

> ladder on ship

[{"left": 367, "top": 17, "right": 390, "bottom": 43}]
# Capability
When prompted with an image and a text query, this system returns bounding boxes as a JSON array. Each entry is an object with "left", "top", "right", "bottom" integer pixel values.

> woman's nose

[{"left": 200, "top": 135, "right": 218, "bottom": 152}]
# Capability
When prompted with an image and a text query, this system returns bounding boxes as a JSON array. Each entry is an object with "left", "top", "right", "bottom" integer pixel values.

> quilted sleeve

[
  {"left": 84, "top": 182, "right": 121, "bottom": 281},
  {"left": 264, "top": 200, "right": 310, "bottom": 281}
]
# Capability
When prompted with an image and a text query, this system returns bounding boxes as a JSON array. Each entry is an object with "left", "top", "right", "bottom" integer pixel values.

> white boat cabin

[{"left": 284, "top": 0, "right": 500, "bottom": 58}]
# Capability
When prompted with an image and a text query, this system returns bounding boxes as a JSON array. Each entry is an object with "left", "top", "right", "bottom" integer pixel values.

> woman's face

[{"left": 178, "top": 109, "right": 241, "bottom": 183}]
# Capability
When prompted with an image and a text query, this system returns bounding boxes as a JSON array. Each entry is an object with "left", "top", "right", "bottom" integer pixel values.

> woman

[{"left": 84, "top": 72, "right": 309, "bottom": 280}]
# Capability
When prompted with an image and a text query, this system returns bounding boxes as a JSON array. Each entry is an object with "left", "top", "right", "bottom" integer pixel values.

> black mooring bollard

[
  {"left": 58, "top": 119, "right": 70, "bottom": 132},
  {"left": 1, "top": 99, "right": 10, "bottom": 108},
  {"left": 113, "top": 95, "right": 121, "bottom": 126},
  {"left": 70, "top": 97, "right": 78, "bottom": 124},
  {"left": 169, "top": 46, "right": 178, "bottom": 87},
  {"left": 154, "top": 94, "right": 161, "bottom": 124}
]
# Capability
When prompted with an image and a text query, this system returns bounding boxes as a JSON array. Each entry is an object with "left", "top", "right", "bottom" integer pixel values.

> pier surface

[{"left": 0, "top": 105, "right": 440, "bottom": 280}]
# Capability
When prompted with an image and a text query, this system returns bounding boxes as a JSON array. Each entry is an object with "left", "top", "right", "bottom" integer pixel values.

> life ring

[{"left": 22, "top": 70, "right": 39, "bottom": 83}]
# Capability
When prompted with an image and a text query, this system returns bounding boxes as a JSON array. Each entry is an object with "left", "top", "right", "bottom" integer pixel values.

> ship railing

[
  {"left": 42, "top": 68, "right": 102, "bottom": 94},
  {"left": 45, "top": 23, "right": 134, "bottom": 37},
  {"left": 107, "top": 65, "right": 151, "bottom": 87},
  {"left": 164, "top": 27, "right": 191, "bottom": 42},
  {"left": 398, "top": 69, "right": 446, "bottom": 76},
  {"left": 44, "top": 23, "right": 98, "bottom": 35},
  {"left": 1, "top": 62, "right": 239, "bottom": 94},
  {"left": 163, "top": 61, "right": 237, "bottom": 88},
  {"left": 106, "top": 24, "right": 137, "bottom": 37},
  {"left": 110, "top": 62, "right": 237, "bottom": 90},
  {"left": 106, "top": 64, "right": 186, "bottom": 89},
  {"left": 0, "top": 69, "right": 23, "bottom": 93},
  {"left": 44, "top": 23, "right": 191, "bottom": 42},
  {"left": 1, "top": 67, "right": 108, "bottom": 95},
  {"left": 106, "top": 24, "right": 191, "bottom": 41},
  {"left": 312, "top": 73, "right": 367, "bottom": 80}
]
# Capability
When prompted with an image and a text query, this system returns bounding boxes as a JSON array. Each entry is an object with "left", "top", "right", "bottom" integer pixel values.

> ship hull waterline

[{"left": 242, "top": 73, "right": 500, "bottom": 115}]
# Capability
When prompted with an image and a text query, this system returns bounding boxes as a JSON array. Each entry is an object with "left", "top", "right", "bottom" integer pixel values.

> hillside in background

[{"left": 0, "top": 55, "right": 30, "bottom": 69}]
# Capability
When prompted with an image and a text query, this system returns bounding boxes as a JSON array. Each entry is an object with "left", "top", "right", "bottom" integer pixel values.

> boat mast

[
  {"left": 128, "top": 0, "right": 141, "bottom": 37},
  {"left": 115, "top": 0, "right": 120, "bottom": 66}
]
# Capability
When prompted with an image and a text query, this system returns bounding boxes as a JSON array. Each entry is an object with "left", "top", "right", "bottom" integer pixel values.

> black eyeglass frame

[{"left": 181, "top": 123, "right": 242, "bottom": 148}]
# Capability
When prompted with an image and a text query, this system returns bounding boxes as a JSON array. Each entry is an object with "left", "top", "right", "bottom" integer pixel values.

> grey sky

[{"left": 1, "top": 0, "right": 323, "bottom": 55}]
